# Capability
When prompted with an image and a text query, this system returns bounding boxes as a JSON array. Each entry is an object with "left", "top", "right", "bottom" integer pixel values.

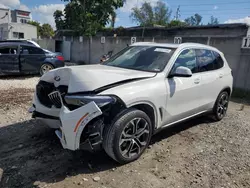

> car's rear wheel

[
  {"left": 103, "top": 109, "right": 152, "bottom": 164},
  {"left": 212, "top": 91, "right": 229, "bottom": 121},
  {"left": 40, "top": 63, "right": 54, "bottom": 76}
]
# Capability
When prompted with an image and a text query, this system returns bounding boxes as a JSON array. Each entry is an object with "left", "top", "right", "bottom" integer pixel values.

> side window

[
  {"left": 0, "top": 46, "right": 18, "bottom": 54},
  {"left": 196, "top": 49, "right": 214, "bottom": 72},
  {"left": 213, "top": 51, "right": 224, "bottom": 69},
  {"left": 173, "top": 49, "right": 198, "bottom": 73},
  {"left": 20, "top": 46, "right": 44, "bottom": 55}
]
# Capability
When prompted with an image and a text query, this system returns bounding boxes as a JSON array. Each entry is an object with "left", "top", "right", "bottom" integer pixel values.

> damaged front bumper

[
  {"left": 30, "top": 98, "right": 103, "bottom": 151},
  {"left": 57, "top": 101, "right": 102, "bottom": 151}
]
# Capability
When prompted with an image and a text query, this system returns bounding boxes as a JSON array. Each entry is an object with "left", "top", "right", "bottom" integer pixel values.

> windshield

[{"left": 103, "top": 46, "right": 176, "bottom": 72}]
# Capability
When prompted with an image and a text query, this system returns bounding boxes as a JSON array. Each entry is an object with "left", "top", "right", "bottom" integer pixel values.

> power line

[
  {"left": 180, "top": 8, "right": 250, "bottom": 13},
  {"left": 181, "top": 12, "right": 250, "bottom": 16},
  {"left": 170, "top": 1, "right": 250, "bottom": 7}
]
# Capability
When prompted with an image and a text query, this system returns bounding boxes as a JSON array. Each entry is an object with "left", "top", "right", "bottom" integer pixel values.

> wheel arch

[
  {"left": 127, "top": 101, "right": 158, "bottom": 131},
  {"left": 220, "top": 87, "right": 232, "bottom": 97}
]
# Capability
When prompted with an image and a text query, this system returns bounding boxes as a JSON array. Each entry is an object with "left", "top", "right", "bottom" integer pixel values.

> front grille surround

[{"left": 36, "top": 81, "right": 68, "bottom": 108}]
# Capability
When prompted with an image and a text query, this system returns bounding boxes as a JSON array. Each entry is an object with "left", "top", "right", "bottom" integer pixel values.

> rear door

[
  {"left": 0, "top": 45, "right": 19, "bottom": 74},
  {"left": 195, "top": 49, "right": 225, "bottom": 110},
  {"left": 20, "top": 45, "right": 46, "bottom": 74}
]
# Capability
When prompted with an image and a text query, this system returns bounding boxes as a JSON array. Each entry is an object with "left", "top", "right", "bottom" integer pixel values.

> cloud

[
  {"left": 0, "top": 3, "right": 8, "bottom": 9},
  {"left": 213, "top": 6, "right": 218, "bottom": 10},
  {"left": 0, "top": 0, "right": 20, "bottom": 7},
  {"left": 119, "top": 0, "right": 159, "bottom": 13},
  {"left": 32, "top": 4, "right": 65, "bottom": 29},
  {"left": 225, "top": 16, "right": 250, "bottom": 26},
  {"left": 0, "top": 0, "right": 29, "bottom": 11},
  {"left": 19, "top": 4, "right": 30, "bottom": 11}
]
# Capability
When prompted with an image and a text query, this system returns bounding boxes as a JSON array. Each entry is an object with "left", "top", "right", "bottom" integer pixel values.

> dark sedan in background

[{"left": 0, "top": 42, "right": 65, "bottom": 76}]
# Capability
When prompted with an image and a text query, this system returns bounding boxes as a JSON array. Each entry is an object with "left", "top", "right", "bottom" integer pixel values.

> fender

[{"left": 126, "top": 100, "right": 159, "bottom": 130}]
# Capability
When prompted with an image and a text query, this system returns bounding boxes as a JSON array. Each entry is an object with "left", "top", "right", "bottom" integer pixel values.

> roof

[
  {"left": 131, "top": 42, "right": 221, "bottom": 53},
  {"left": 0, "top": 41, "right": 37, "bottom": 47},
  {"left": 132, "top": 42, "right": 180, "bottom": 48},
  {"left": 14, "top": 9, "right": 31, "bottom": 13},
  {"left": 126, "top": 23, "right": 248, "bottom": 31}
]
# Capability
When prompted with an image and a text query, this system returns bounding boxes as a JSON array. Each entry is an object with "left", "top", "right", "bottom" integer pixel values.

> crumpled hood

[{"left": 40, "top": 64, "right": 156, "bottom": 93}]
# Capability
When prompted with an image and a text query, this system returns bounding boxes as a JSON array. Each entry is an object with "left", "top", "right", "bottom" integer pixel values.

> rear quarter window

[{"left": 213, "top": 51, "right": 224, "bottom": 69}]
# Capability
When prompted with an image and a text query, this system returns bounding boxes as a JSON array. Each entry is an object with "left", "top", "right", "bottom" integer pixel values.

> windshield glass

[{"left": 103, "top": 46, "right": 176, "bottom": 72}]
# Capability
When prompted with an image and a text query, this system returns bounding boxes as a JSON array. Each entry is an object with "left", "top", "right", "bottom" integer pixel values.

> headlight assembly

[{"left": 64, "top": 95, "right": 115, "bottom": 108}]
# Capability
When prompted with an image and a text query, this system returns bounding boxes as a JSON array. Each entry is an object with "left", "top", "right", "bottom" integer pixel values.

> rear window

[
  {"left": 20, "top": 45, "right": 44, "bottom": 55},
  {"left": 196, "top": 49, "right": 215, "bottom": 72}
]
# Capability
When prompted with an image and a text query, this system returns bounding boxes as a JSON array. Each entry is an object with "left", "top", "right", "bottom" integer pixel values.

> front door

[
  {"left": 0, "top": 45, "right": 19, "bottom": 74},
  {"left": 163, "top": 48, "right": 203, "bottom": 125},
  {"left": 20, "top": 45, "right": 46, "bottom": 74}
]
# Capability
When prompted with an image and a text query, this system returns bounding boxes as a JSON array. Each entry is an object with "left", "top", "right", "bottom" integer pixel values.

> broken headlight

[{"left": 64, "top": 95, "right": 115, "bottom": 108}]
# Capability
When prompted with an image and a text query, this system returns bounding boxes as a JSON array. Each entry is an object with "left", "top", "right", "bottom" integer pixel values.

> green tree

[
  {"left": 41, "top": 23, "right": 54, "bottom": 38},
  {"left": 168, "top": 20, "right": 186, "bottom": 27},
  {"left": 131, "top": 2, "right": 154, "bottom": 26},
  {"left": 110, "top": 11, "right": 116, "bottom": 28},
  {"left": 130, "top": 1, "right": 171, "bottom": 26},
  {"left": 208, "top": 16, "right": 219, "bottom": 25},
  {"left": 154, "top": 1, "right": 171, "bottom": 25},
  {"left": 62, "top": 0, "right": 125, "bottom": 36},
  {"left": 27, "top": 20, "right": 41, "bottom": 37},
  {"left": 185, "top": 13, "right": 202, "bottom": 26},
  {"left": 53, "top": 10, "right": 65, "bottom": 30}
]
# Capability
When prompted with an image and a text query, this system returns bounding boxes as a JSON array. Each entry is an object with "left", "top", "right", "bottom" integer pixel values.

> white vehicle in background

[{"left": 29, "top": 42, "right": 233, "bottom": 164}]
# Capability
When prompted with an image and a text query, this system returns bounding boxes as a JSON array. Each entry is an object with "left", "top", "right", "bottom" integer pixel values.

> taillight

[{"left": 56, "top": 56, "right": 64, "bottom": 61}]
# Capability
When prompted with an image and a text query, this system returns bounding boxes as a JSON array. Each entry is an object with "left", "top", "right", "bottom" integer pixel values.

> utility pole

[{"left": 175, "top": 6, "right": 181, "bottom": 20}]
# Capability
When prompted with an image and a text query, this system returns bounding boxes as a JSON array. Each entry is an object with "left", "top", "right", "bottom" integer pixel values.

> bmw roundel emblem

[{"left": 54, "top": 76, "right": 61, "bottom": 82}]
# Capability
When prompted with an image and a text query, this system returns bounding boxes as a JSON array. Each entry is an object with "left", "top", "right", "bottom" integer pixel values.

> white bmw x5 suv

[{"left": 30, "top": 42, "right": 233, "bottom": 164}]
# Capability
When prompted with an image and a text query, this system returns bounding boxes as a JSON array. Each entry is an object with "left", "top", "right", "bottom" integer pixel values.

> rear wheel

[
  {"left": 212, "top": 91, "right": 229, "bottom": 121},
  {"left": 103, "top": 109, "right": 152, "bottom": 164},
  {"left": 40, "top": 63, "right": 54, "bottom": 76}
]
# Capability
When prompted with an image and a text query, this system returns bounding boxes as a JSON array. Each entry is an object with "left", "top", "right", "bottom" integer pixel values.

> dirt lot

[{"left": 0, "top": 76, "right": 250, "bottom": 188}]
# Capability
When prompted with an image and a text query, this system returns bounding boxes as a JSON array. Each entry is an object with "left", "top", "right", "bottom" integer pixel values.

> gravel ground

[
  {"left": 0, "top": 77, "right": 250, "bottom": 188},
  {"left": 0, "top": 76, "right": 39, "bottom": 90}
]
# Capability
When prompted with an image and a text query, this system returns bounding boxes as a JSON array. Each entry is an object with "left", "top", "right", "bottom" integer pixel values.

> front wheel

[
  {"left": 40, "top": 63, "right": 54, "bottom": 76},
  {"left": 103, "top": 109, "right": 153, "bottom": 164},
  {"left": 212, "top": 91, "right": 229, "bottom": 121}
]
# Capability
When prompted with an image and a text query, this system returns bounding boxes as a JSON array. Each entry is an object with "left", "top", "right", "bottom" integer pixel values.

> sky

[{"left": 0, "top": 0, "right": 249, "bottom": 28}]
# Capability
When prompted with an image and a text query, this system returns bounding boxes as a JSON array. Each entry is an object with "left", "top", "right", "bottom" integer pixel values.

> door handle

[
  {"left": 194, "top": 78, "right": 200, "bottom": 84},
  {"left": 219, "top": 74, "right": 223, "bottom": 78}
]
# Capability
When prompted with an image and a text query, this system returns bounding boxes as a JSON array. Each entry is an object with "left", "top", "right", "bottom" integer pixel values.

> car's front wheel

[
  {"left": 103, "top": 109, "right": 152, "bottom": 164},
  {"left": 212, "top": 91, "right": 229, "bottom": 121}
]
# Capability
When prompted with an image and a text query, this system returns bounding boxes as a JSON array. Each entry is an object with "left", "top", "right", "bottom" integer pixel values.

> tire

[
  {"left": 40, "top": 63, "right": 54, "bottom": 76},
  {"left": 103, "top": 108, "right": 153, "bottom": 164},
  {"left": 212, "top": 91, "right": 229, "bottom": 121}
]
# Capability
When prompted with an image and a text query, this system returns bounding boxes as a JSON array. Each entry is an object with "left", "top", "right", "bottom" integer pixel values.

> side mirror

[{"left": 169, "top": 66, "right": 192, "bottom": 78}]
